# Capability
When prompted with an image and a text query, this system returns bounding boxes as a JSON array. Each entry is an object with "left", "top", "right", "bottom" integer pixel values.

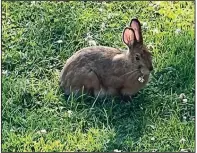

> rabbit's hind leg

[
  {"left": 82, "top": 69, "right": 104, "bottom": 97},
  {"left": 62, "top": 68, "right": 102, "bottom": 97}
]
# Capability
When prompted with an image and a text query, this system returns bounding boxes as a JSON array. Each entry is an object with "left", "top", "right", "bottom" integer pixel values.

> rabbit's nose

[{"left": 149, "top": 66, "right": 153, "bottom": 71}]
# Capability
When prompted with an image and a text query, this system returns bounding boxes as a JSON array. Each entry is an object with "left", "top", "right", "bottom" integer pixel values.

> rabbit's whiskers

[
  {"left": 119, "top": 69, "right": 145, "bottom": 83},
  {"left": 120, "top": 69, "right": 139, "bottom": 78}
]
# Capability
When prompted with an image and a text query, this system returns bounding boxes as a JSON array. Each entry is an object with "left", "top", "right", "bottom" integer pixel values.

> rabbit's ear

[
  {"left": 130, "top": 18, "right": 143, "bottom": 44},
  {"left": 122, "top": 27, "right": 136, "bottom": 47}
]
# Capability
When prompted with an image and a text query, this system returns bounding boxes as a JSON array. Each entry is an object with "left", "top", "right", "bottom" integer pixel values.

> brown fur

[{"left": 60, "top": 19, "right": 153, "bottom": 97}]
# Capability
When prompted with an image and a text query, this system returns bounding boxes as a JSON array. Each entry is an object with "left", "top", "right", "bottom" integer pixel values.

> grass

[{"left": 2, "top": 1, "right": 195, "bottom": 152}]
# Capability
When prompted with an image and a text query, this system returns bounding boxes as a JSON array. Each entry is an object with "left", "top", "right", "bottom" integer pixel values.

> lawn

[{"left": 2, "top": 1, "right": 195, "bottom": 152}]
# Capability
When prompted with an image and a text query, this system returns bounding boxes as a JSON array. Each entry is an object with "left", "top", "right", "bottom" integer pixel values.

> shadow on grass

[{"left": 61, "top": 87, "right": 153, "bottom": 151}]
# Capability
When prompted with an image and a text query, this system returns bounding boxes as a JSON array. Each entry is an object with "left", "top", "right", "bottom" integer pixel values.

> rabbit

[{"left": 60, "top": 18, "right": 153, "bottom": 98}]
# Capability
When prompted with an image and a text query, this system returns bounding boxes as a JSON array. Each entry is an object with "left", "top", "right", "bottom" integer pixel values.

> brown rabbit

[{"left": 60, "top": 18, "right": 153, "bottom": 97}]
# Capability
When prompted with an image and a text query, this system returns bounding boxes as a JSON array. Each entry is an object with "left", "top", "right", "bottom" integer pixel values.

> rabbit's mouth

[
  {"left": 140, "top": 68, "right": 150, "bottom": 76},
  {"left": 138, "top": 68, "right": 151, "bottom": 83}
]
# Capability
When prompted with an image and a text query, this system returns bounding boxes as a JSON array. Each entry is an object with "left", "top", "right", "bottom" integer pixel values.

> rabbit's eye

[{"left": 135, "top": 55, "right": 140, "bottom": 60}]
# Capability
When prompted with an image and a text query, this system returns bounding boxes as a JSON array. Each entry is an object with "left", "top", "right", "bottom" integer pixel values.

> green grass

[{"left": 2, "top": 1, "right": 195, "bottom": 152}]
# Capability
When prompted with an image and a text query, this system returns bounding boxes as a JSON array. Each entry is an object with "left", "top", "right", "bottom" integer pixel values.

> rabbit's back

[{"left": 60, "top": 46, "right": 122, "bottom": 77}]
